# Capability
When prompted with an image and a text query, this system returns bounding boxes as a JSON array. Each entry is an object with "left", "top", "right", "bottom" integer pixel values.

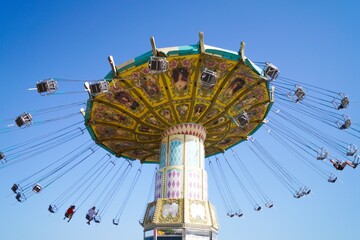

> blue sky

[{"left": 1, "top": 1, "right": 360, "bottom": 240}]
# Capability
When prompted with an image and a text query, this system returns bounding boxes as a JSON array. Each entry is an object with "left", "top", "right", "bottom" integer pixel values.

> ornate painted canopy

[{"left": 84, "top": 35, "right": 272, "bottom": 163}]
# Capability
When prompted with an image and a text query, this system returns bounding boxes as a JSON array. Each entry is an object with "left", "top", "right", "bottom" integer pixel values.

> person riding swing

[
  {"left": 86, "top": 206, "right": 98, "bottom": 225},
  {"left": 330, "top": 159, "right": 357, "bottom": 171},
  {"left": 63, "top": 205, "right": 75, "bottom": 222}
]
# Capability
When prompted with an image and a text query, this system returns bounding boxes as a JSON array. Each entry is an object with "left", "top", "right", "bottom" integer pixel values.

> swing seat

[
  {"left": 235, "top": 111, "right": 250, "bottom": 127},
  {"left": 346, "top": 144, "right": 357, "bottom": 156},
  {"left": 148, "top": 56, "right": 168, "bottom": 74},
  {"left": 337, "top": 115, "right": 351, "bottom": 130},
  {"left": 36, "top": 79, "right": 58, "bottom": 96},
  {"left": 238, "top": 115, "right": 249, "bottom": 126},
  {"left": 236, "top": 211, "right": 244, "bottom": 217},
  {"left": 89, "top": 80, "right": 109, "bottom": 96},
  {"left": 351, "top": 156, "right": 359, "bottom": 169},
  {"left": 317, "top": 148, "right": 328, "bottom": 160},
  {"left": 332, "top": 93, "right": 349, "bottom": 110},
  {"left": 265, "top": 202, "right": 274, "bottom": 208},
  {"left": 227, "top": 212, "right": 235, "bottom": 217},
  {"left": 294, "top": 190, "right": 304, "bottom": 198},
  {"left": 113, "top": 219, "right": 119, "bottom": 225},
  {"left": 94, "top": 216, "right": 101, "bottom": 223},
  {"left": 0, "top": 152, "right": 6, "bottom": 164},
  {"left": 303, "top": 187, "right": 311, "bottom": 195},
  {"left": 347, "top": 151, "right": 356, "bottom": 156},
  {"left": 15, "top": 192, "right": 26, "bottom": 202},
  {"left": 263, "top": 62, "right": 279, "bottom": 81},
  {"left": 48, "top": 204, "right": 58, "bottom": 213},
  {"left": 287, "top": 85, "right": 305, "bottom": 103},
  {"left": 353, "top": 155, "right": 359, "bottom": 165},
  {"left": 86, "top": 214, "right": 91, "bottom": 221},
  {"left": 15, "top": 113, "right": 33, "bottom": 128},
  {"left": 15, "top": 193, "right": 22, "bottom": 202},
  {"left": 338, "top": 96, "right": 349, "bottom": 110},
  {"left": 340, "top": 119, "right": 351, "bottom": 129},
  {"left": 11, "top": 184, "right": 20, "bottom": 193},
  {"left": 200, "top": 68, "right": 217, "bottom": 88},
  {"left": 328, "top": 175, "right": 337, "bottom": 183},
  {"left": 32, "top": 184, "right": 42, "bottom": 193},
  {"left": 254, "top": 205, "right": 261, "bottom": 211},
  {"left": 294, "top": 88, "right": 305, "bottom": 102}
]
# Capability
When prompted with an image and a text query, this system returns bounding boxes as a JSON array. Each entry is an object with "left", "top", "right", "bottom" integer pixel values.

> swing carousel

[
  {"left": 2, "top": 32, "right": 359, "bottom": 240},
  {"left": 81, "top": 32, "right": 274, "bottom": 239}
]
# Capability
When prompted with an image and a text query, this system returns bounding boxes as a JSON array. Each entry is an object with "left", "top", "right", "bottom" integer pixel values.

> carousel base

[{"left": 144, "top": 228, "right": 218, "bottom": 240}]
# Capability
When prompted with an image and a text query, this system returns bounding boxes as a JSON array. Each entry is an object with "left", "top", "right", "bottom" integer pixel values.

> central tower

[{"left": 142, "top": 123, "right": 219, "bottom": 240}]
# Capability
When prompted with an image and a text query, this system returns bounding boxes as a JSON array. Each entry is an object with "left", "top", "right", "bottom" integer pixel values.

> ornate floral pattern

[{"left": 85, "top": 50, "right": 271, "bottom": 162}]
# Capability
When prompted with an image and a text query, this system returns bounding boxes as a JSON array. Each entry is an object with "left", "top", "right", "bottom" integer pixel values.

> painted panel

[
  {"left": 200, "top": 140, "right": 205, "bottom": 169},
  {"left": 203, "top": 172, "right": 208, "bottom": 201},
  {"left": 185, "top": 136, "right": 199, "bottom": 167},
  {"left": 169, "top": 139, "right": 183, "bottom": 166},
  {"left": 165, "top": 168, "right": 183, "bottom": 198},
  {"left": 186, "top": 169, "right": 203, "bottom": 200},
  {"left": 160, "top": 143, "right": 167, "bottom": 169},
  {"left": 156, "top": 198, "right": 184, "bottom": 224},
  {"left": 155, "top": 170, "right": 163, "bottom": 199}
]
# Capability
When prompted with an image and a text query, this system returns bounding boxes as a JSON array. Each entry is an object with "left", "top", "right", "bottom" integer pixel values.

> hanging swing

[
  {"left": 227, "top": 211, "right": 235, "bottom": 218},
  {"left": 346, "top": 144, "right": 357, "bottom": 156},
  {"left": 328, "top": 174, "right": 337, "bottom": 183},
  {"left": 302, "top": 186, "right": 311, "bottom": 195},
  {"left": 265, "top": 201, "right": 274, "bottom": 208},
  {"left": 11, "top": 184, "right": 21, "bottom": 194},
  {"left": 287, "top": 85, "right": 306, "bottom": 103},
  {"left": 336, "top": 115, "right": 351, "bottom": 130},
  {"left": 263, "top": 62, "right": 280, "bottom": 81},
  {"left": 200, "top": 68, "right": 218, "bottom": 88},
  {"left": 48, "top": 204, "right": 58, "bottom": 213},
  {"left": 32, "top": 184, "right": 42, "bottom": 193},
  {"left": 332, "top": 93, "right": 349, "bottom": 110},
  {"left": 36, "top": 79, "right": 58, "bottom": 96},
  {"left": 88, "top": 80, "right": 109, "bottom": 96},
  {"left": 317, "top": 147, "right": 328, "bottom": 160},
  {"left": 15, "top": 192, "right": 26, "bottom": 202},
  {"left": 0, "top": 152, "right": 6, "bottom": 163},
  {"left": 234, "top": 111, "right": 250, "bottom": 127},
  {"left": 148, "top": 56, "right": 168, "bottom": 74},
  {"left": 15, "top": 113, "right": 33, "bottom": 128},
  {"left": 254, "top": 204, "right": 261, "bottom": 211},
  {"left": 352, "top": 155, "right": 359, "bottom": 166},
  {"left": 293, "top": 188, "right": 305, "bottom": 199},
  {"left": 235, "top": 210, "right": 244, "bottom": 217},
  {"left": 113, "top": 218, "right": 120, "bottom": 225},
  {"left": 94, "top": 215, "right": 101, "bottom": 223}
]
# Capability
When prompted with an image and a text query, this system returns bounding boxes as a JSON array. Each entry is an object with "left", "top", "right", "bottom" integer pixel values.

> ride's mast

[{"left": 142, "top": 123, "right": 219, "bottom": 239}]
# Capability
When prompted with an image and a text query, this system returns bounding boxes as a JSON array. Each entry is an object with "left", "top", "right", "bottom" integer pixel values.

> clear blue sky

[{"left": 1, "top": 1, "right": 360, "bottom": 240}]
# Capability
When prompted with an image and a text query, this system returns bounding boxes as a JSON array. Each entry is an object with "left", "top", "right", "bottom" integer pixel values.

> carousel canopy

[{"left": 84, "top": 33, "right": 272, "bottom": 163}]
